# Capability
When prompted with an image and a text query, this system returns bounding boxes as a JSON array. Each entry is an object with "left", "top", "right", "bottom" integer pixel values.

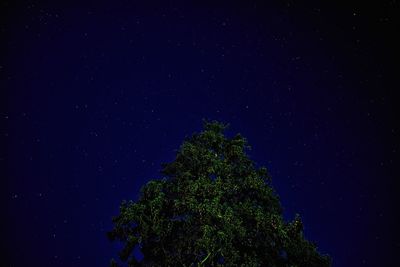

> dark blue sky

[{"left": 2, "top": 1, "right": 398, "bottom": 266}]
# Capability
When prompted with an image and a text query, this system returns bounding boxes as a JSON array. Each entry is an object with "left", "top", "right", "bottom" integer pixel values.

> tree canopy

[{"left": 108, "top": 120, "right": 331, "bottom": 266}]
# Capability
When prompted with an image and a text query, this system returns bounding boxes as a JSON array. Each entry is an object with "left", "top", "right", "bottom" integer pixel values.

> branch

[{"left": 199, "top": 252, "right": 211, "bottom": 266}]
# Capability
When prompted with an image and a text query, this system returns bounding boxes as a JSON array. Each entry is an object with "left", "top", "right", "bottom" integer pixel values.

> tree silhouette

[{"left": 108, "top": 120, "right": 330, "bottom": 266}]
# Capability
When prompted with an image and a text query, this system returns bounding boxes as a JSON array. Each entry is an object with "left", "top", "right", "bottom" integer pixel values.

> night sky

[{"left": 2, "top": 1, "right": 399, "bottom": 266}]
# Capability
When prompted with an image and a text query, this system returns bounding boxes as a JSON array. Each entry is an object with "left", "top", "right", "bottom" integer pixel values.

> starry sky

[{"left": 2, "top": 1, "right": 399, "bottom": 266}]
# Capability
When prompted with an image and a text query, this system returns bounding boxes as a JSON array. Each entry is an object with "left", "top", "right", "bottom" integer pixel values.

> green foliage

[{"left": 108, "top": 120, "right": 331, "bottom": 266}]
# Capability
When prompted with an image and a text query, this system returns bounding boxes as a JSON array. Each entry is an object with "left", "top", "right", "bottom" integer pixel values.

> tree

[{"left": 108, "top": 120, "right": 331, "bottom": 266}]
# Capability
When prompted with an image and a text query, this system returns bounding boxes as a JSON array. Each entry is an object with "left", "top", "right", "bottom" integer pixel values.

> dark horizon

[{"left": 2, "top": 1, "right": 398, "bottom": 266}]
